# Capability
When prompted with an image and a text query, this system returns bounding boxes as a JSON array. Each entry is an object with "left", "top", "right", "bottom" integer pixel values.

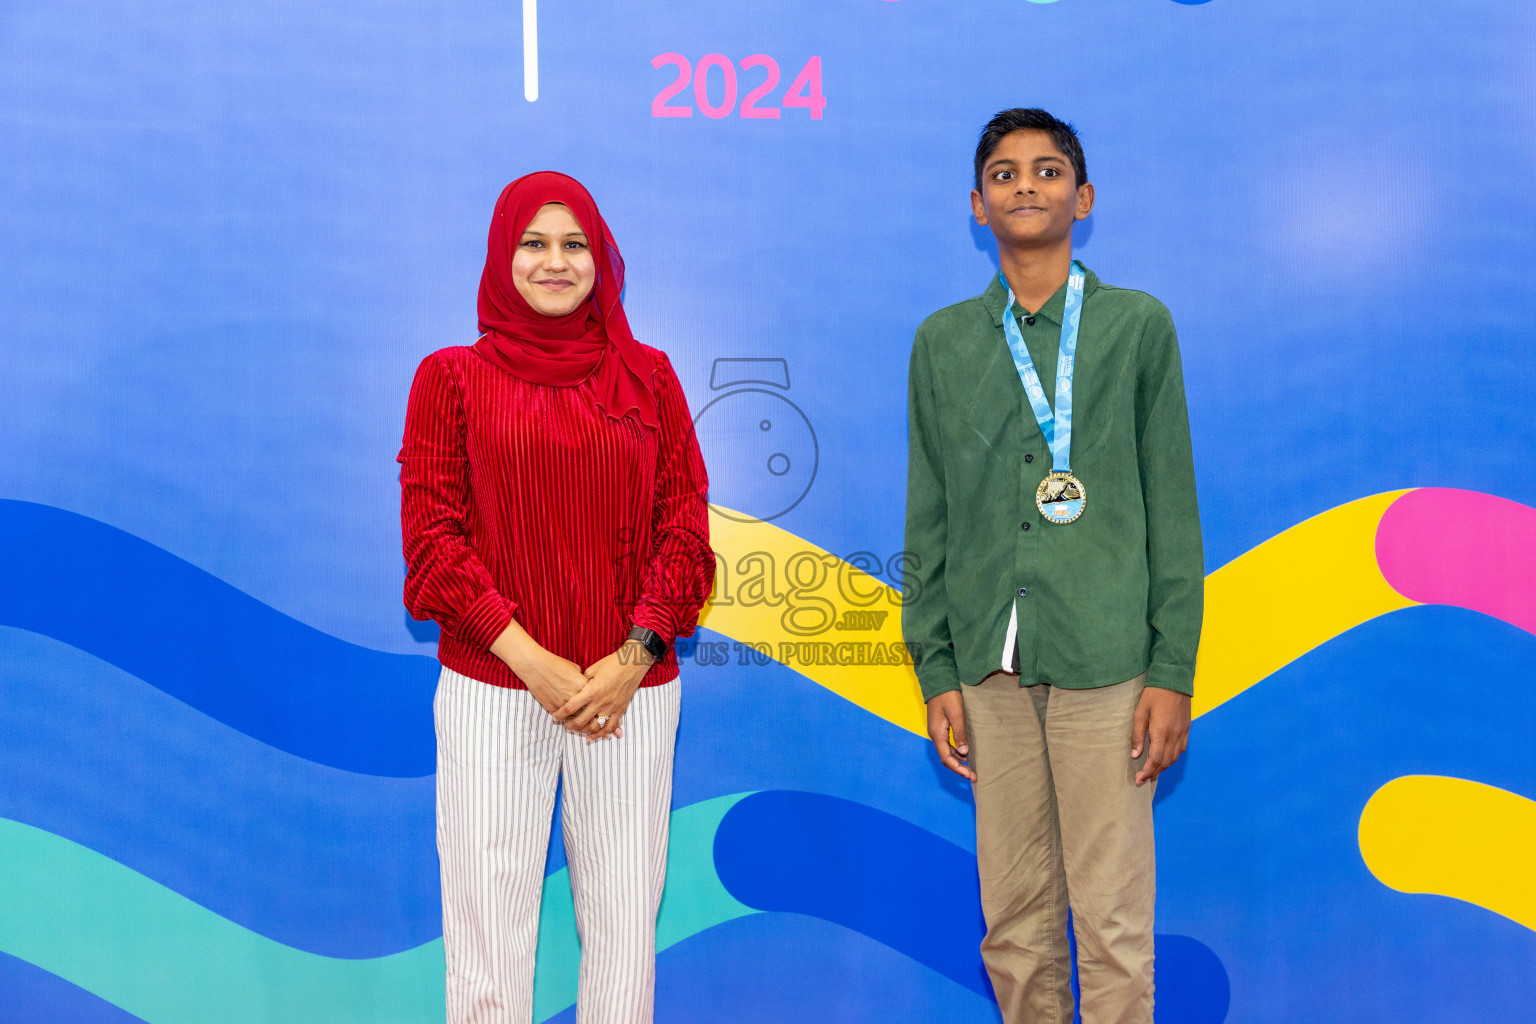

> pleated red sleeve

[
  {"left": 629, "top": 351, "right": 714, "bottom": 642},
  {"left": 398, "top": 352, "right": 518, "bottom": 651}
]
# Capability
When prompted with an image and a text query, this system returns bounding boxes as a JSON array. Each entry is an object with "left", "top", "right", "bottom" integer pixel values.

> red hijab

[{"left": 474, "top": 172, "right": 658, "bottom": 429}]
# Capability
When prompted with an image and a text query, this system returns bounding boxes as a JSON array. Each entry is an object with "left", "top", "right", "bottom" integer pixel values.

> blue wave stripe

[
  {"left": 714, "top": 791, "right": 1230, "bottom": 1022},
  {"left": 0, "top": 501, "right": 437, "bottom": 777},
  {"left": 0, "top": 627, "right": 440, "bottom": 958},
  {"left": 715, "top": 791, "right": 993, "bottom": 995},
  {"left": 672, "top": 628, "right": 977, "bottom": 849},
  {"left": 0, "top": 951, "right": 148, "bottom": 1024},
  {"left": 649, "top": 913, "right": 1001, "bottom": 1024}
]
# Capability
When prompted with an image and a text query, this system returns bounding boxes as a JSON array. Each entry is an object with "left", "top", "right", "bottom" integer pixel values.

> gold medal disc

[{"left": 1036, "top": 471, "right": 1086, "bottom": 524}]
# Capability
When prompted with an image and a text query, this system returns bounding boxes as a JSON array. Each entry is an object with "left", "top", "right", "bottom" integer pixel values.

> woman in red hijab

[{"left": 399, "top": 172, "right": 713, "bottom": 1023}]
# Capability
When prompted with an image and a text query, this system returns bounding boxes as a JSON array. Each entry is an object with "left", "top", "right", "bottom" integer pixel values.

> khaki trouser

[{"left": 961, "top": 671, "right": 1155, "bottom": 1024}]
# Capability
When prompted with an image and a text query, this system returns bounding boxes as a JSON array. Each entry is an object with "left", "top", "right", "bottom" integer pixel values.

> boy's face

[{"left": 971, "top": 130, "right": 1094, "bottom": 250}]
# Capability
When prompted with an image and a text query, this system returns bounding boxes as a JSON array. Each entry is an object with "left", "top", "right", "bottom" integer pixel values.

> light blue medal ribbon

[{"left": 1000, "top": 261, "right": 1088, "bottom": 524}]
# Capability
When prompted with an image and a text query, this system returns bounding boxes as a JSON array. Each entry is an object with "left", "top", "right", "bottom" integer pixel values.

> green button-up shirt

[{"left": 902, "top": 265, "right": 1203, "bottom": 700}]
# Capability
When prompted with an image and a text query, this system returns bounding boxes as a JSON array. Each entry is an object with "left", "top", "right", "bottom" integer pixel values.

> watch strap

[{"left": 626, "top": 626, "right": 668, "bottom": 662}]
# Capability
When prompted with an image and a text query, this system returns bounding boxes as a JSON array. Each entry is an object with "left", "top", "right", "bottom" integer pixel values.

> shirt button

[
  {"left": 1024, "top": 454, "right": 1034, "bottom": 463},
  {"left": 1018, "top": 587, "right": 1028, "bottom": 597},
  {"left": 1025, "top": 316, "right": 1036, "bottom": 326},
  {"left": 1020, "top": 522, "right": 1031, "bottom": 531}
]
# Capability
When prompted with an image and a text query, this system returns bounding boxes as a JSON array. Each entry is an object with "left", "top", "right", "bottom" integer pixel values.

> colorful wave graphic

[
  {"left": 7, "top": 487, "right": 1523, "bottom": 774},
  {"left": 0, "top": 797, "right": 749, "bottom": 1024},
  {"left": 0, "top": 488, "right": 1532, "bottom": 1021},
  {"left": 699, "top": 488, "right": 1536, "bottom": 725},
  {"left": 0, "top": 787, "right": 1233, "bottom": 1024},
  {"left": 0, "top": 628, "right": 438, "bottom": 958},
  {"left": 1149, "top": 602, "right": 1536, "bottom": 1022}
]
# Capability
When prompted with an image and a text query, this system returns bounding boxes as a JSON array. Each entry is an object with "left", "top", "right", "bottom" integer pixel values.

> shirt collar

[{"left": 985, "top": 263, "right": 1100, "bottom": 328}]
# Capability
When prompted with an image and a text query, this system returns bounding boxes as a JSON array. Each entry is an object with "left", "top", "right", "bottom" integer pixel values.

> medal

[
  {"left": 1001, "top": 262, "right": 1087, "bottom": 525},
  {"left": 1036, "top": 471, "right": 1086, "bottom": 524}
]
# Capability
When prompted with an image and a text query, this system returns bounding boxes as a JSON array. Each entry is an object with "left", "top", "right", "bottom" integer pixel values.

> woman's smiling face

[{"left": 512, "top": 202, "right": 597, "bottom": 317}]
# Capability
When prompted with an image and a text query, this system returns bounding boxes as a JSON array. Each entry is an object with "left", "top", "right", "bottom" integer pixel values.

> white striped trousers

[{"left": 435, "top": 666, "right": 681, "bottom": 1024}]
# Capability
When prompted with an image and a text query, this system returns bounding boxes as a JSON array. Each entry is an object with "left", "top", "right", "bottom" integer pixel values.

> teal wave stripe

[
  {"left": 0, "top": 816, "right": 445, "bottom": 1023},
  {"left": 0, "top": 794, "right": 755, "bottom": 1024}
]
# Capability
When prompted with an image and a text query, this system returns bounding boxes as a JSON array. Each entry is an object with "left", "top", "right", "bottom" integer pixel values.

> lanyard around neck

[{"left": 999, "top": 262, "right": 1085, "bottom": 473}]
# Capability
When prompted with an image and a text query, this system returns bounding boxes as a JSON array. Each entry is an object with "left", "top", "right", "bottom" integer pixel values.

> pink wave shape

[{"left": 1376, "top": 488, "right": 1536, "bottom": 637}]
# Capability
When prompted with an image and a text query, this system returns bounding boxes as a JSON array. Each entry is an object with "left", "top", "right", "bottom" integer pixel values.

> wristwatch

[{"left": 626, "top": 626, "right": 668, "bottom": 663}]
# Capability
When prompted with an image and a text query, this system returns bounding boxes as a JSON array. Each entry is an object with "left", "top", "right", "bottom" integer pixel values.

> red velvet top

[{"left": 398, "top": 344, "right": 713, "bottom": 688}]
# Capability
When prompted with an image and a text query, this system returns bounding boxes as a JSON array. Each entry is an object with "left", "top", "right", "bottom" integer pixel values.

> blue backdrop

[{"left": 2, "top": 1, "right": 1534, "bottom": 1021}]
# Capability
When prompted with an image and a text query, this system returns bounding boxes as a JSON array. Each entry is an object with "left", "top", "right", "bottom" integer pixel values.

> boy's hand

[
  {"left": 927, "top": 691, "right": 976, "bottom": 781},
  {"left": 1131, "top": 687, "right": 1190, "bottom": 786}
]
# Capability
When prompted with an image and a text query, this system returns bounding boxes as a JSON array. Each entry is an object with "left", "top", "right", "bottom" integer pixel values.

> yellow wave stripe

[
  {"left": 1359, "top": 775, "right": 1536, "bottom": 932},
  {"left": 700, "top": 492, "right": 1416, "bottom": 735},
  {"left": 1191, "top": 490, "right": 1415, "bottom": 717},
  {"left": 700, "top": 509, "right": 926, "bottom": 735}
]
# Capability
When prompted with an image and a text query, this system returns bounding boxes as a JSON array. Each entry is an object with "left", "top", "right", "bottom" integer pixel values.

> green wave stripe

[{"left": 0, "top": 793, "right": 754, "bottom": 1024}]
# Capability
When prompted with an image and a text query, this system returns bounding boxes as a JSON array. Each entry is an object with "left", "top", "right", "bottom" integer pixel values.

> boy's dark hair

[{"left": 974, "top": 108, "right": 1088, "bottom": 192}]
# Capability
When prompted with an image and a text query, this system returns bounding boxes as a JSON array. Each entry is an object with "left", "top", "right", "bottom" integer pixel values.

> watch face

[{"left": 631, "top": 629, "right": 666, "bottom": 659}]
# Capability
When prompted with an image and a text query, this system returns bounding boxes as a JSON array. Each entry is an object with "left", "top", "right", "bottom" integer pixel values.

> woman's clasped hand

[
  {"left": 556, "top": 640, "right": 657, "bottom": 741},
  {"left": 489, "top": 619, "right": 652, "bottom": 741}
]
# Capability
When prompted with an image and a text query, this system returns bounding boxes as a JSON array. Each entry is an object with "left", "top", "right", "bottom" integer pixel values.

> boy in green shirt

[{"left": 903, "top": 108, "right": 1203, "bottom": 1024}]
